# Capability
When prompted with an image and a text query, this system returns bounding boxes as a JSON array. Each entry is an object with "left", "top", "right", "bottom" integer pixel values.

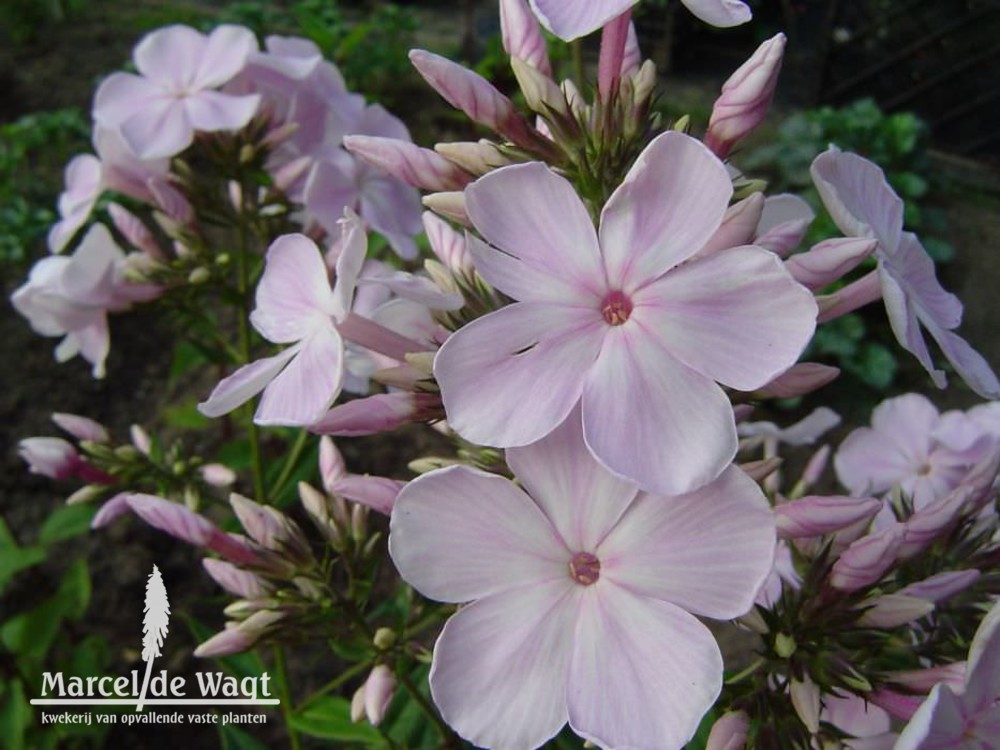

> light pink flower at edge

[
  {"left": 527, "top": 0, "right": 751, "bottom": 41},
  {"left": 435, "top": 131, "right": 817, "bottom": 495},
  {"left": 389, "top": 409, "right": 776, "bottom": 750}
]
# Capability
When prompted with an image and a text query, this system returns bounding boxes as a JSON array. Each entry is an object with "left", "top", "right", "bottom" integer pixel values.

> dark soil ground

[{"left": 2, "top": 1, "right": 999, "bottom": 748}]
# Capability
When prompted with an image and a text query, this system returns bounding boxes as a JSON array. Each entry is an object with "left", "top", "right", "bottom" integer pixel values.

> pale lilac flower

[
  {"left": 389, "top": 409, "right": 775, "bottom": 750},
  {"left": 835, "top": 394, "right": 992, "bottom": 510},
  {"left": 305, "top": 104, "right": 423, "bottom": 259},
  {"left": 811, "top": 147, "right": 1000, "bottom": 398},
  {"left": 93, "top": 25, "right": 260, "bottom": 159},
  {"left": 19, "top": 437, "right": 81, "bottom": 480},
  {"left": 12, "top": 224, "right": 161, "bottom": 377},
  {"left": 738, "top": 407, "right": 841, "bottom": 447},
  {"left": 48, "top": 155, "right": 102, "bottom": 253},
  {"left": 896, "top": 601, "right": 1000, "bottom": 748},
  {"left": 435, "top": 132, "right": 817, "bottom": 494},
  {"left": 705, "top": 34, "right": 786, "bottom": 159},
  {"left": 527, "top": 0, "right": 751, "bottom": 41},
  {"left": 198, "top": 220, "right": 365, "bottom": 426}
]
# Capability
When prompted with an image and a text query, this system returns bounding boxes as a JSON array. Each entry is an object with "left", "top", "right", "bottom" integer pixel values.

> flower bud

[
  {"left": 706, "top": 33, "right": 786, "bottom": 159},
  {"left": 775, "top": 495, "right": 881, "bottom": 539},
  {"left": 785, "top": 237, "right": 877, "bottom": 290},
  {"left": 706, "top": 710, "right": 749, "bottom": 750},
  {"left": 311, "top": 392, "right": 428, "bottom": 436},
  {"left": 855, "top": 594, "right": 934, "bottom": 628},
  {"left": 511, "top": 57, "right": 566, "bottom": 117},
  {"left": 203, "top": 558, "right": 271, "bottom": 599},
  {"left": 344, "top": 135, "right": 472, "bottom": 192},
  {"left": 756, "top": 363, "right": 841, "bottom": 399},
  {"left": 886, "top": 663, "right": 966, "bottom": 694},
  {"left": 363, "top": 665, "right": 396, "bottom": 726},
  {"left": 434, "top": 141, "right": 509, "bottom": 177},
  {"left": 829, "top": 524, "right": 904, "bottom": 592},
  {"left": 755, "top": 194, "right": 814, "bottom": 257},
  {"left": 200, "top": 463, "right": 236, "bottom": 487},
  {"left": 66, "top": 484, "right": 106, "bottom": 505},
  {"left": 631, "top": 59, "right": 657, "bottom": 107},
  {"left": 499, "top": 0, "right": 551, "bottom": 76},
  {"left": 896, "top": 569, "right": 980, "bottom": 603},
  {"left": 130, "top": 424, "right": 152, "bottom": 454},
  {"left": 816, "top": 270, "right": 882, "bottom": 323},
  {"left": 422, "top": 191, "right": 469, "bottom": 226},
  {"left": 697, "top": 193, "right": 764, "bottom": 257},
  {"left": 790, "top": 674, "right": 820, "bottom": 733},
  {"left": 51, "top": 412, "right": 109, "bottom": 443},
  {"left": 373, "top": 627, "right": 397, "bottom": 651},
  {"left": 19, "top": 437, "right": 80, "bottom": 480}
]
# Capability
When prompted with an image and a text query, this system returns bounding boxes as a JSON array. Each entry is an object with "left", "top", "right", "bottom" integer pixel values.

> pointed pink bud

[
  {"left": 270, "top": 155, "right": 313, "bottom": 196},
  {"left": 785, "top": 237, "right": 878, "bottom": 289},
  {"left": 422, "top": 191, "right": 469, "bottom": 226},
  {"left": 423, "top": 212, "right": 473, "bottom": 272},
  {"left": 329, "top": 474, "right": 404, "bottom": 516},
  {"left": 899, "top": 484, "right": 975, "bottom": 559},
  {"left": 51, "top": 413, "right": 109, "bottom": 443},
  {"left": 91, "top": 493, "right": 132, "bottom": 529},
  {"left": 775, "top": 495, "right": 881, "bottom": 539},
  {"left": 706, "top": 33, "right": 786, "bottom": 159},
  {"left": 856, "top": 594, "right": 934, "bottom": 628},
  {"left": 757, "top": 363, "right": 840, "bottom": 399},
  {"left": 706, "top": 710, "right": 749, "bottom": 750},
  {"left": 817, "top": 270, "right": 882, "bottom": 322},
  {"left": 202, "top": 558, "right": 271, "bottom": 599},
  {"left": 801, "top": 444, "right": 831, "bottom": 487},
  {"left": 344, "top": 135, "right": 472, "bottom": 192},
  {"left": 597, "top": 9, "right": 632, "bottom": 102},
  {"left": 500, "top": 0, "right": 552, "bottom": 76},
  {"left": 698, "top": 193, "right": 764, "bottom": 257},
  {"left": 434, "top": 141, "right": 509, "bottom": 177},
  {"left": 621, "top": 22, "right": 642, "bottom": 78},
  {"left": 19, "top": 437, "right": 80, "bottom": 480},
  {"left": 194, "top": 625, "right": 256, "bottom": 658},
  {"left": 363, "top": 665, "right": 397, "bottom": 726},
  {"left": 319, "top": 436, "right": 347, "bottom": 493},
  {"left": 130, "top": 424, "right": 152, "bottom": 454},
  {"left": 408, "top": 50, "right": 534, "bottom": 147},
  {"left": 229, "top": 494, "right": 308, "bottom": 561},
  {"left": 311, "top": 392, "right": 438, "bottom": 436},
  {"left": 897, "top": 569, "right": 981, "bottom": 603},
  {"left": 886, "top": 663, "right": 966, "bottom": 694},
  {"left": 755, "top": 194, "right": 814, "bottom": 257},
  {"left": 108, "top": 203, "right": 162, "bottom": 259},
  {"left": 829, "top": 523, "right": 904, "bottom": 592},
  {"left": 868, "top": 688, "right": 924, "bottom": 721},
  {"left": 350, "top": 685, "right": 367, "bottom": 723},
  {"left": 147, "top": 177, "right": 193, "bottom": 224}
]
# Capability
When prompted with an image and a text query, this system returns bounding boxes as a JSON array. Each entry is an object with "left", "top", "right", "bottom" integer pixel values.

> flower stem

[
  {"left": 396, "top": 667, "right": 457, "bottom": 746},
  {"left": 273, "top": 645, "right": 301, "bottom": 750},
  {"left": 268, "top": 428, "right": 310, "bottom": 503}
]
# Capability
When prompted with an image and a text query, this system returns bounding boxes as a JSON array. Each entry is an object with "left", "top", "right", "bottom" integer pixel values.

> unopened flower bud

[
  {"left": 363, "top": 665, "right": 396, "bottom": 726},
  {"left": 829, "top": 524, "right": 904, "bottom": 592},
  {"left": 632, "top": 60, "right": 657, "bottom": 106},
  {"left": 351, "top": 503, "right": 368, "bottom": 541},
  {"left": 52, "top": 413, "right": 109, "bottom": 443},
  {"left": 434, "top": 141, "right": 508, "bottom": 177},
  {"left": 200, "top": 463, "right": 236, "bottom": 487},
  {"left": 740, "top": 457, "right": 782, "bottom": 482},
  {"left": 499, "top": 0, "right": 551, "bottom": 76},
  {"left": 706, "top": 33, "right": 786, "bottom": 159},
  {"left": 373, "top": 627, "right": 397, "bottom": 651},
  {"left": 188, "top": 267, "right": 211, "bottom": 285},
  {"left": 855, "top": 594, "right": 934, "bottom": 628},
  {"left": 757, "top": 363, "right": 841, "bottom": 399},
  {"left": 774, "top": 632, "right": 796, "bottom": 658},
  {"left": 785, "top": 237, "right": 877, "bottom": 290},
  {"left": 422, "top": 191, "right": 469, "bottom": 226},
  {"left": 238, "top": 144, "right": 256, "bottom": 165},
  {"left": 344, "top": 135, "right": 472, "bottom": 192},
  {"left": 19, "top": 437, "right": 79, "bottom": 480},
  {"left": 130, "top": 424, "right": 152, "bottom": 455},
  {"left": 114, "top": 445, "right": 142, "bottom": 461},
  {"left": 897, "top": 569, "right": 980, "bottom": 603},
  {"left": 706, "top": 710, "right": 749, "bottom": 750},
  {"left": 66, "top": 484, "right": 106, "bottom": 505},
  {"left": 775, "top": 495, "right": 881, "bottom": 539},
  {"left": 790, "top": 673, "right": 820, "bottom": 733},
  {"left": 511, "top": 57, "right": 566, "bottom": 117}
]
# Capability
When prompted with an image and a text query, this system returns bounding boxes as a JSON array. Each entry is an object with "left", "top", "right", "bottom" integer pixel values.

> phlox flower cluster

[{"left": 11, "top": 2, "right": 1000, "bottom": 750}]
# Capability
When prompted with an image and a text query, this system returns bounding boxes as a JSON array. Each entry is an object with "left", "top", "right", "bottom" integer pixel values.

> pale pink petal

[
  {"left": 250, "top": 234, "right": 335, "bottom": 343},
  {"left": 923, "top": 320, "right": 1000, "bottom": 400},
  {"left": 202, "top": 558, "right": 270, "bottom": 599},
  {"left": 894, "top": 684, "right": 968, "bottom": 750},
  {"left": 134, "top": 25, "right": 205, "bottom": 87},
  {"left": 193, "top": 25, "right": 258, "bottom": 89},
  {"left": 598, "top": 465, "right": 775, "bottom": 618},
  {"left": 755, "top": 194, "right": 814, "bottom": 256},
  {"left": 582, "top": 325, "right": 737, "bottom": 495},
  {"left": 465, "top": 162, "right": 604, "bottom": 303},
  {"left": 93, "top": 73, "right": 161, "bottom": 127},
  {"left": 120, "top": 98, "right": 193, "bottom": 160},
  {"left": 879, "top": 264, "right": 947, "bottom": 388},
  {"left": 569, "top": 585, "right": 722, "bottom": 750},
  {"left": 357, "top": 173, "right": 423, "bottom": 260},
  {"left": 965, "top": 601, "right": 1000, "bottom": 712},
  {"left": 681, "top": 0, "right": 752, "bottom": 27},
  {"left": 184, "top": 90, "right": 260, "bottom": 132},
  {"left": 632, "top": 245, "right": 817, "bottom": 390},
  {"left": 52, "top": 413, "right": 109, "bottom": 443},
  {"left": 198, "top": 347, "right": 298, "bottom": 418},
  {"left": 255, "top": 329, "right": 344, "bottom": 426},
  {"left": 507, "top": 406, "right": 639, "bottom": 552},
  {"left": 331, "top": 475, "right": 403, "bottom": 515},
  {"left": 434, "top": 302, "right": 605, "bottom": 447},
  {"left": 528, "top": 0, "right": 635, "bottom": 41},
  {"left": 389, "top": 465, "right": 568, "bottom": 602},
  {"left": 429, "top": 581, "right": 578, "bottom": 749},
  {"left": 331, "top": 210, "right": 367, "bottom": 321},
  {"left": 600, "top": 132, "right": 733, "bottom": 291}
]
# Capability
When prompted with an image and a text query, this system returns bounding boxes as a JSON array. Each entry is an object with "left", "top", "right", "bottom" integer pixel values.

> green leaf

[
  {"left": 0, "top": 544, "right": 47, "bottom": 595},
  {"left": 219, "top": 721, "right": 271, "bottom": 750},
  {"left": 289, "top": 695, "right": 386, "bottom": 744},
  {"left": 0, "top": 678, "right": 30, "bottom": 750},
  {"left": 164, "top": 400, "right": 211, "bottom": 430},
  {"left": 38, "top": 504, "right": 96, "bottom": 544},
  {"left": 383, "top": 665, "right": 440, "bottom": 748},
  {"left": 1, "top": 596, "right": 64, "bottom": 661},
  {"left": 56, "top": 557, "right": 91, "bottom": 620}
]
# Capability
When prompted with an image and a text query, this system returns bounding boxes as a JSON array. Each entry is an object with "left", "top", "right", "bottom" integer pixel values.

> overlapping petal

[{"left": 254, "top": 328, "right": 343, "bottom": 426}]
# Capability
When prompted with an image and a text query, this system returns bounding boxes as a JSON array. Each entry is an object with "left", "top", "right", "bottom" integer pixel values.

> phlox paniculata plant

[{"left": 12, "top": 1, "right": 1000, "bottom": 749}]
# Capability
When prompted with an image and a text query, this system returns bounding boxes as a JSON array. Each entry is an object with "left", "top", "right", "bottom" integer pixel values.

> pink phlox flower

[
  {"left": 304, "top": 103, "right": 423, "bottom": 259},
  {"left": 93, "top": 125, "right": 170, "bottom": 203},
  {"left": 738, "top": 407, "right": 841, "bottom": 447},
  {"left": 435, "top": 131, "right": 817, "bottom": 495},
  {"left": 527, "top": 0, "right": 750, "bottom": 41},
  {"left": 811, "top": 147, "right": 999, "bottom": 399},
  {"left": 12, "top": 224, "right": 161, "bottom": 377},
  {"left": 821, "top": 691, "right": 895, "bottom": 748},
  {"left": 19, "top": 437, "right": 84, "bottom": 481},
  {"left": 93, "top": 24, "right": 261, "bottom": 159},
  {"left": 48, "top": 155, "right": 103, "bottom": 253},
  {"left": 895, "top": 600, "right": 1000, "bottom": 748},
  {"left": 389, "top": 408, "right": 776, "bottom": 750},
  {"left": 835, "top": 394, "right": 993, "bottom": 512},
  {"left": 198, "top": 215, "right": 365, "bottom": 426}
]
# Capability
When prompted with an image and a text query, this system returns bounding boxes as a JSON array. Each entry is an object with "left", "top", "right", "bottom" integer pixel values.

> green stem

[
  {"left": 396, "top": 668, "right": 457, "bottom": 746},
  {"left": 273, "top": 646, "right": 301, "bottom": 750},
  {"left": 571, "top": 39, "right": 585, "bottom": 89},
  {"left": 297, "top": 658, "right": 370, "bottom": 710},
  {"left": 236, "top": 183, "right": 266, "bottom": 503},
  {"left": 268, "top": 429, "right": 311, "bottom": 503}
]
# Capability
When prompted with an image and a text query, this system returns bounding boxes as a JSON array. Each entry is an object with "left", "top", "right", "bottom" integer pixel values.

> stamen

[
  {"left": 601, "top": 290, "right": 633, "bottom": 326},
  {"left": 569, "top": 552, "right": 601, "bottom": 586}
]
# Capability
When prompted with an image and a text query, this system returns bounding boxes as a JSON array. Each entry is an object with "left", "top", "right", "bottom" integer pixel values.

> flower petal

[
  {"left": 582, "top": 325, "right": 737, "bottom": 495},
  {"left": 568, "top": 585, "right": 723, "bottom": 750},
  {"left": 465, "top": 162, "right": 604, "bottom": 303},
  {"left": 193, "top": 25, "right": 258, "bottom": 89},
  {"left": 965, "top": 601, "right": 1000, "bottom": 712},
  {"left": 255, "top": 329, "right": 344, "bottom": 426},
  {"left": 389, "top": 465, "right": 568, "bottom": 602},
  {"left": 198, "top": 347, "right": 298, "bottom": 418},
  {"left": 250, "top": 234, "right": 335, "bottom": 343},
  {"left": 528, "top": 0, "right": 635, "bottom": 41},
  {"left": 599, "top": 131, "right": 732, "bottom": 291},
  {"left": 435, "top": 302, "right": 604, "bottom": 447},
  {"left": 185, "top": 90, "right": 260, "bottom": 133},
  {"left": 597, "top": 465, "right": 775, "bottom": 618},
  {"left": 632, "top": 245, "right": 817, "bottom": 391},
  {"left": 507, "top": 406, "right": 638, "bottom": 552},
  {"left": 120, "top": 97, "right": 192, "bottom": 160},
  {"left": 429, "top": 581, "right": 579, "bottom": 749},
  {"left": 134, "top": 25, "right": 205, "bottom": 87},
  {"left": 681, "top": 0, "right": 752, "bottom": 27},
  {"left": 894, "top": 683, "right": 967, "bottom": 750}
]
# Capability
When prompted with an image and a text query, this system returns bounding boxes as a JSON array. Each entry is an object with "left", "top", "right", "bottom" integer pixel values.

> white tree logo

[{"left": 136, "top": 564, "right": 170, "bottom": 712}]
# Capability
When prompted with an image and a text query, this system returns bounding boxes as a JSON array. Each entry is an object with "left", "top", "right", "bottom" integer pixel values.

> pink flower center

[
  {"left": 600, "top": 290, "right": 633, "bottom": 326},
  {"left": 569, "top": 552, "right": 601, "bottom": 586}
]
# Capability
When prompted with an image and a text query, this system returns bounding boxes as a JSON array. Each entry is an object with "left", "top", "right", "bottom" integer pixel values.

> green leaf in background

[
  {"left": 38, "top": 503, "right": 96, "bottom": 544},
  {"left": 289, "top": 695, "right": 386, "bottom": 745},
  {"left": 0, "top": 543, "right": 47, "bottom": 595},
  {"left": 219, "top": 721, "right": 271, "bottom": 750},
  {"left": 164, "top": 400, "right": 211, "bottom": 430},
  {"left": 0, "top": 678, "right": 31, "bottom": 750}
]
